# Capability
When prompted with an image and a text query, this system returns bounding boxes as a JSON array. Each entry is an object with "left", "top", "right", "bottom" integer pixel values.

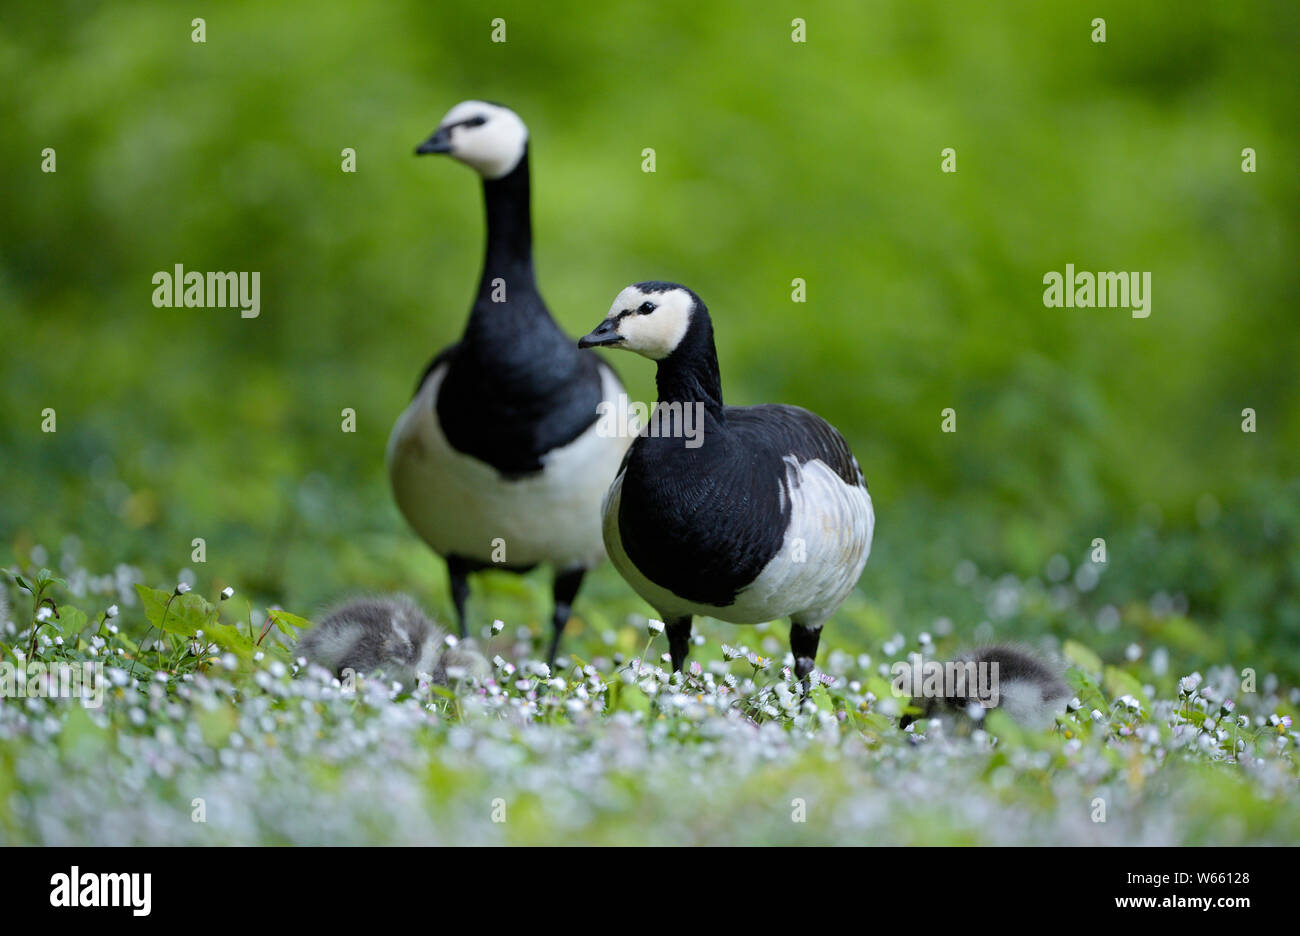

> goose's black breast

[
  {"left": 419, "top": 332, "right": 607, "bottom": 479},
  {"left": 617, "top": 403, "right": 863, "bottom": 607},
  {"left": 615, "top": 414, "right": 785, "bottom": 607}
]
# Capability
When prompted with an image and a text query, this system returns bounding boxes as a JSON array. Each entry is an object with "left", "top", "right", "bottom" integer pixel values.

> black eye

[
  {"left": 466, "top": 115, "right": 488, "bottom": 127},
  {"left": 638, "top": 301, "right": 656, "bottom": 314}
]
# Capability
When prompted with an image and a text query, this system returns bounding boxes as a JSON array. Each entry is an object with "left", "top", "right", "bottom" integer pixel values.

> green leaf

[
  {"left": 1063, "top": 640, "right": 1103, "bottom": 676},
  {"left": 35, "top": 568, "right": 66, "bottom": 591},
  {"left": 853, "top": 711, "right": 893, "bottom": 735},
  {"left": 114, "top": 632, "right": 141, "bottom": 656},
  {"left": 201, "top": 622, "right": 257, "bottom": 661},
  {"left": 125, "top": 654, "right": 156, "bottom": 677},
  {"left": 1104, "top": 666, "right": 1150, "bottom": 713},
  {"left": 134, "top": 584, "right": 215, "bottom": 638},
  {"left": 610, "top": 677, "right": 650, "bottom": 715},
  {"left": 267, "top": 608, "right": 312, "bottom": 636},
  {"left": 808, "top": 684, "right": 834, "bottom": 713},
  {"left": 984, "top": 709, "right": 1027, "bottom": 745},
  {"left": 1066, "top": 666, "right": 1107, "bottom": 710},
  {"left": 865, "top": 674, "right": 898, "bottom": 703},
  {"left": 8, "top": 571, "right": 34, "bottom": 594},
  {"left": 58, "top": 607, "right": 88, "bottom": 643}
]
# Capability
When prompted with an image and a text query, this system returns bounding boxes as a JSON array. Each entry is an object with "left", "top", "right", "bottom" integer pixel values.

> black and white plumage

[
  {"left": 578, "top": 283, "right": 875, "bottom": 684},
  {"left": 899, "top": 644, "right": 1071, "bottom": 732},
  {"left": 296, "top": 595, "right": 489, "bottom": 688},
  {"left": 387, "top": 101, "right": 633, "bottom": 662}
]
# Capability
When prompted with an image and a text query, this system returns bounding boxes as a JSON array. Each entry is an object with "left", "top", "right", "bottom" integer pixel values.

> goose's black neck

[
  {"left": 655, "top": 309, "right": 725, "bottom": 420},
  {"left": 475, "top": 148, "right": 535, "bottom": 302},
  {"left": 427, "top": 141, "right": 606, "bottom": 476}
]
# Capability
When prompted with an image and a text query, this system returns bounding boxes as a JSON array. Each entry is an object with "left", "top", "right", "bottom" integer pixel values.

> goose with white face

[
  {"left": 577, "top": 285, "right": 695, "bottom": 360},
  {"left": 415, "top": 100, "right": 529, "bottom": 179}
]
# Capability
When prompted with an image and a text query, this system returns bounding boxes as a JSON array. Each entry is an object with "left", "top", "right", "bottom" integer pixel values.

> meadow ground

[
  {"left": 2, "top": 1, "right": 1298, "bottom": 844},
  {"left": 2, "top": 546, "right": 1297, "bottom": 846}
]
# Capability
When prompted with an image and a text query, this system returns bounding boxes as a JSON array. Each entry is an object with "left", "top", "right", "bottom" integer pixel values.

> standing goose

[
  {"left": 579, "top": 282, "right": 874, "bottom": 684},
  {"left": 387, "top": 101, "right": 632, "bottom": 662}
]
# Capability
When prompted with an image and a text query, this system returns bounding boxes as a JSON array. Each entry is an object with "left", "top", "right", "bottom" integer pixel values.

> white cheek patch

[
  {"left": 617, "top": 309, "right": 689, "bottom": 360},
  {"left": 439, "top": 100, "right": 528, "bottom": 179},
  {"left": 606, "top": 287, "right": 693, "bottom": 360}
]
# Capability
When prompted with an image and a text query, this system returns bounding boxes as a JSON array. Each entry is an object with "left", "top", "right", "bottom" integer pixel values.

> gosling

[{"left": 297, "top": 595, "right": 489, "bottom": 688}]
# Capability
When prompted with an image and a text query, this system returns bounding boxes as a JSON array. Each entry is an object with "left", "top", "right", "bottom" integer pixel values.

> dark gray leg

[
  {"left": 790, "top": 622, "right": 822, "bottom": 691},
  {"left": 446, "top": 556, "right": 472, "bottom": 639},
  {"left": 665, "top": 617, "right": 693, "bottom": 672},
  {"left": 547, "top": 567, "right": 586, "bottom": 664}
]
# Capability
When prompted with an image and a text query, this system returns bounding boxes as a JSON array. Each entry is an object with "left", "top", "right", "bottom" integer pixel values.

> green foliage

[
  {"left": 0, "top": 589, "right": 1295, "bottom": 844},
  {"left": 1, "top": 2, "right": 1296, "bottom": 668},
  {"left": 0, "top": 0, "right": 1296, "bottom": 844},
  {"left": 1064, "top": 640, "right": 1103, "bottom": 676},
  {"left": 135, "top": 584, "right": 211, "bottom": 638}
]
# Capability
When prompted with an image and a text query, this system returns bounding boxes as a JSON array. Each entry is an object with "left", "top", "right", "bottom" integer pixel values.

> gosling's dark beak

[
  {"left": 415, "top": 127, "right": 453, "bottom": 155},
  {"left": 578, "top": 319, "right": 624, "bottom": 349}
]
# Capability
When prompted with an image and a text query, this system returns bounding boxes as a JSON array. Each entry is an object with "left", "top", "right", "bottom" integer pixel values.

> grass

[
  {"left": 2, "top": 0, "right": 1297, "bottom": 845},
  {"left": 1, "top": 549, "right": 1296, "bottom": 846}
]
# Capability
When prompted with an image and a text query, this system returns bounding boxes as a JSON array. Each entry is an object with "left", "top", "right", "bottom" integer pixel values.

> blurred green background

[{"left": 2, "top": 1, "right": 1298, "bottom": 677}]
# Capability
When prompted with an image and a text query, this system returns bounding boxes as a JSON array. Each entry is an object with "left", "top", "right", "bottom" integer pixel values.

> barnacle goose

[
  {"left": 899, "top": 644, "right": 1070, "bottom": 732},
  {"left": 387, "top": 101, "right": 632, "bottom": 662},
  {"left": 578, "top": 282, "right": 875, "bottom": 685},
  {"left": 297, "top": 595, "right": 490, "bottom": 688}
]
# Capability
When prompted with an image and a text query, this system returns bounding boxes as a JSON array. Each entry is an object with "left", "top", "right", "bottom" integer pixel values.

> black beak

[
  {"left": 415, "top": 127, "right": 453, "bottom": 155},
  {"left": 578, "top": 319, "right": 624, "bottom": 349}
]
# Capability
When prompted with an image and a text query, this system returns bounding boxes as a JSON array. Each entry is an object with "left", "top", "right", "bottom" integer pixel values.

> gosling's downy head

[
  {"left": 578, "top": 282, "right": 702, "bottom": 361},
  {"left": 415, "top": 100, "right": 528, "bottom": 179},
  {"left": 298, "top": 594, "right": 492, "bottom": 690},
  {"left": 901, "top": 644, "right": 1070, "bottom": 733},
  {"left": 297, "top": 595, "right": 438, "bottom": 689}
]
